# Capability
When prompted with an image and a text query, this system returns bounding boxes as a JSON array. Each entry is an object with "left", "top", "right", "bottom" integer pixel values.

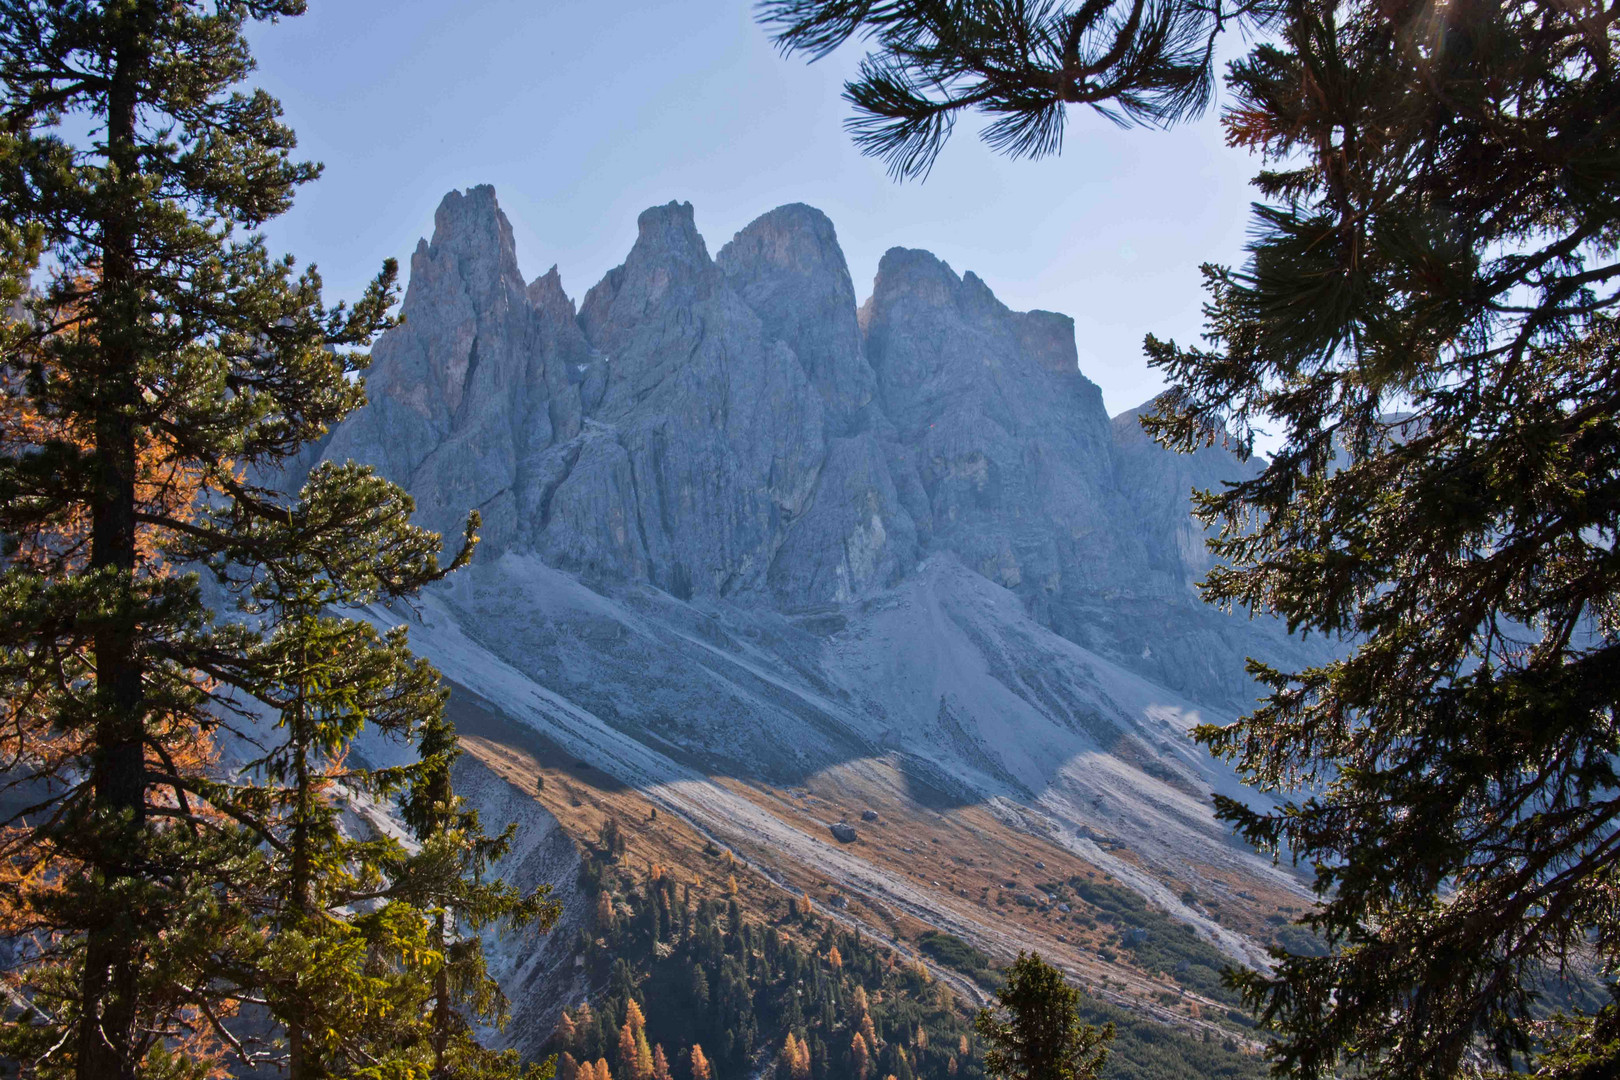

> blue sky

[{"left": 248, "top": 0, "right": 1261, "bottom": 418}]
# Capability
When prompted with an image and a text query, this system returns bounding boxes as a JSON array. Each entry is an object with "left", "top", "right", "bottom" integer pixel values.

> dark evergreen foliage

[
  {"left": 560, "top": 858, "right": 1260, "bottom": 1080},
  {"left": 1139, "top": 7, "right": 1620, "bottom": 1072},
  {"left": 559, "top": 860, "right": 985, "bottom": 1080},
  {"left": 974, "top": 953, "right": 1111, "bottom": 1080},
  {"left": 766, "top": 0, "right": 1620, "bottom": 1076},
  {"left": 0, "top": 3, "right": 551, "bottom": 1077},
  {"left": 400, "top": 709, "right": 563, "bottom": 1080},
  {"left": 760, "top": 0, "right": 1284, "bottom": 178}
]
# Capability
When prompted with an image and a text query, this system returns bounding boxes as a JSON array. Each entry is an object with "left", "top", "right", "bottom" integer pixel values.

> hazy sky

[{"left": 248, "top": 0, "right": 1261, "bottom": 418}]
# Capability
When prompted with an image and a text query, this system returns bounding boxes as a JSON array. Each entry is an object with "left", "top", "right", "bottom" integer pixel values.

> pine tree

[
  {"left": 759, "top": 0, "right": 1280, "bottom": 180},
  {"left": 1137, "top": 9, "right": 1620, "bottom": 1072},
  {"left": 974, "top": 954, "right": 1111, "bottom": 1080},
  {"left": 769, "top": 1, "right": 1620, "bottom": 1075},
  {"left": 0, "top": 3, "right": 436, "bottom": 1076}
]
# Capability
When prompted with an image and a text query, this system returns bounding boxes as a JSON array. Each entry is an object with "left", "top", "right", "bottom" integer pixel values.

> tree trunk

[
  {"left": 431, "top": 910, "right": 451, "bottom": 1078},
  {"left": 287, "top": 680, "right": 312, "bottom": 1080},
  {"left": 76, "top": 7, "right": 148, "bottom": 1079}
]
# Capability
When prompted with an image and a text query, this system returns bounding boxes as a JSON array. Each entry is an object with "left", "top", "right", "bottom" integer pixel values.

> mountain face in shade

[{"left": 321, "top": 186, "right": 1301, "bottom": 712}]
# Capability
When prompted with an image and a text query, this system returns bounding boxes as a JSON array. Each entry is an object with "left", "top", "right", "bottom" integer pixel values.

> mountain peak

[
  {"left": 718, "top": 203, "right": 875, "bottom": 432},
  {"left": 527, "top": 264, "right": 575, "bottom": 322},
  {"left": 634, "top": 200, "right": 707, "bottom": 262},
  {"left": 1014, "top": 309, "right": 1080, "bottom": 376},
  {"left": 579, "top": 200, "right": 716, "bottom": 344},
  {"left": 429, "top": 186, "right": 519, "bottom": 269}
]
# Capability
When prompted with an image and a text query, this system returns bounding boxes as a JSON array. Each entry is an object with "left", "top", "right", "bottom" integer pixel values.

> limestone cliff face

[
  {"left": 323, "top": 186, "right": 589, "bottom": 555},
  {"left": 321, "top": 186, "right": 1297, "bottom": 708}
]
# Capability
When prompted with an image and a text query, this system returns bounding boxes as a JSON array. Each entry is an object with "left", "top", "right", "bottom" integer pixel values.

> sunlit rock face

[
  {"left": 309, "top": 191, "right": 1330, "bottom": 1053},
  {"left": 322, "top": 185, "right": 1301, "bottom": 711}
]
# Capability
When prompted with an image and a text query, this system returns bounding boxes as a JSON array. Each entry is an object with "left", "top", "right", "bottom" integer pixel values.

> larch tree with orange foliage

[
  {"left": 850, "top": 1032, "right": 871, "bottom": 1080},
  {"left": 618, "top": 1023, "right": 640, "bottom": 1080},
  {"left": 687, "top": 1044, "right": 711, "bottom": 1080},
  {"left": 776, "top": 1033, "right": 810, "bottom": 1080}
]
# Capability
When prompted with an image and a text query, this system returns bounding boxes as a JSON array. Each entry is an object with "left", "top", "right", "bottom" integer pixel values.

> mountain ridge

[
  {"left": 311, "top": 185, "right": 1321, "bottom": 1060},
  {"left": 323, "top": 184, "right": 1303, "bottom": 708}
]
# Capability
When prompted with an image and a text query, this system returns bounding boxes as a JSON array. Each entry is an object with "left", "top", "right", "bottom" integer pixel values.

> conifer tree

[
  {"left": 398, "top": 708, "right": 562, "bottom": 1079},
  {"left": 618, "top": 1023, "right": 639, "bottom": 1078},
  {"left": 760, "top": 0, "right": 1281, "bottom": 179},
  {"left": 0, "top": 4, "right": 557, "bottom": 1078},
  {"left": 1140, "top": 11, "right": 1620, "bottom": 1073},
  {"left": 851, "top": 1032, "right": 871, "bottom": 1080},
  {"left": 0, "top": 2, "right": 418, "bottom": 1076},
  {"left": 858, "top": 1012, "right": 879, "bottom": 1055},
  {"left": 770, "top": 1, "right": 1620, "bottom": 1075},
  {"left": 688, "top": 1044, "right": 711, "bottom": 1080},
  {"left": 222, "top": 464, "right": 470, "bottom": 1078},
  {"left": 973, "top": 954, "right": 1111, "bottom": 1080},
  {"left": 556, "top": 1011, "right": 579, "bottom": 1052},
  {"left": 778, "top": 1033, "right": 810, "bottom": 1080}
]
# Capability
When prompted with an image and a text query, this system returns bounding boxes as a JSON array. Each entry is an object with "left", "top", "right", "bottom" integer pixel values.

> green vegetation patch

[
  {"left": 1067, "top": 877, "right": 1243, "bottom": 1005},
  {"left": 916, "top": 930, "right": 1000, "bottom": 991}
]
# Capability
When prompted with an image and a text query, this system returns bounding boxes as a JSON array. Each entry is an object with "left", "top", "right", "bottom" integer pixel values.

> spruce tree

[
  {"left": 214, "top": 462, "right": 475, "bottom": 1077},
  {"left": 973, "top": 954, "right": 1110, "bottom": 1080},
  {"left": 768, "top": 1, "right": 1620, "bottom": 1076},
  {"left": 398, "top": 707, "right": 562, "bottom": 1080}
]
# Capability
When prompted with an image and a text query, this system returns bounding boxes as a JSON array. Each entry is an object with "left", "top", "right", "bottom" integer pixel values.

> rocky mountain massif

[{"left": 308, "top": 187, "right": 1320, "bottom": 1056}]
